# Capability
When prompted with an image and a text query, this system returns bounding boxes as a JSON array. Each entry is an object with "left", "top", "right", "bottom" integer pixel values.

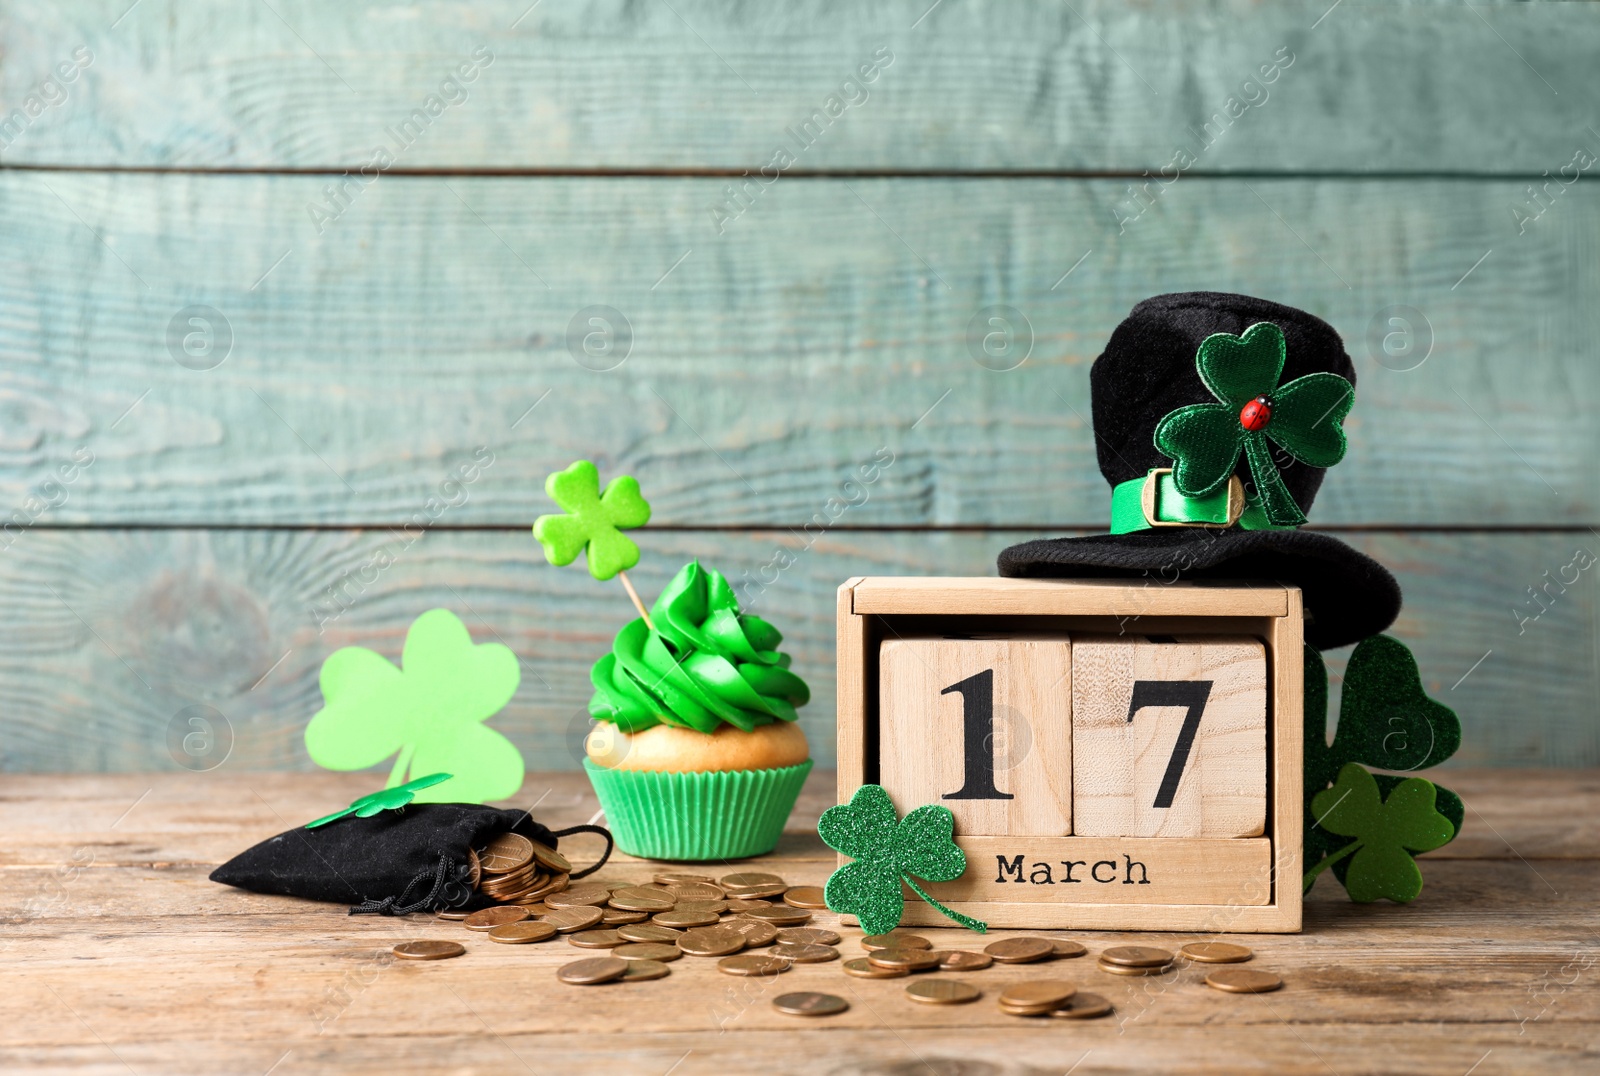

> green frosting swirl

[{"left": 588, "top": 560, "right": 811, "bottom": 734}]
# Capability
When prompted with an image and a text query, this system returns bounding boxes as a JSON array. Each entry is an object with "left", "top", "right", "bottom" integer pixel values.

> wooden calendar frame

[{"left": 836, "top": 576, "right": 1303, "bottom": 933}]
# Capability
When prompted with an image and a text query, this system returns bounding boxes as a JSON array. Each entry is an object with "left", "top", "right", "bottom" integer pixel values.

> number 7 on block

[{"left": 1072, "top": 636, "right": 1266, "bottom": 838}]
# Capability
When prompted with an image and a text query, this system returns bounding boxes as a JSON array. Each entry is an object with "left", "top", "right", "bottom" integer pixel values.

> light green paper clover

[
  {"left": 305, "top": 772, "right": 454, "bottom": 829},
  {"left": 532, "top": 460, "right": 651, "bottom": 581},
  {"left": 304, "top": 609, "right": 524, "bottom": 804},
  {"left": 818, "top": 784, "right": 987, "bottom": 936},
  {"left": 1304, "top": 763, "right": 1455, "bottom": 903}
]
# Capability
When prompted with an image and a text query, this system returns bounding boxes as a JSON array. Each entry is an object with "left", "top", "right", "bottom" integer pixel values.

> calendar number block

[
  {"left": 879, "top": 636, "right": 1072, "bottom": 836},
  {"left": 1072, "top": 635, "right": 1266, "bottom": 838}
]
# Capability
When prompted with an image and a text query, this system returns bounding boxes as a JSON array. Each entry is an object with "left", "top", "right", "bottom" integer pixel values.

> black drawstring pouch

[{"left": 210, "top": 804, "right": 613, "bottom": 916}]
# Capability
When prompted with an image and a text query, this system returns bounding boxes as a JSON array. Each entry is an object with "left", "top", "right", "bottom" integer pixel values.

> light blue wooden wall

[{"left": 1, "top": 1, "right": 1596, "bottom": 772}]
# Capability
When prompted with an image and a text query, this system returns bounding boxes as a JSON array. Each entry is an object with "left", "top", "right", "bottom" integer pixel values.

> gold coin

[
  {"left": 609, "top": 889, "right": 675, "bottom": 912},
  {"left": 667, "top": 882, "right": 725, "bottom": 903},
  {"left": 487, "top": 921, "right": 557, "bottom": 944},
  {"left": 479, "top": 833, "right": 534, "bottom": 873},
  {"left": 672, "top": 899, "right": 728, "bottom": 915},
  {"left": 906, "top": 979, "right": 981, "bottom": 1005},
  {"left": 843, "top": 957, "right": 907, "bottom": 979},
  {"left": 464, "top": 906, "right": 530, "bottom": 931},
  {"left": 720, "top": 871, "right": 784, "bottom": 888},
  {"left": 620, "top": 959, "right": 671, "bottom": 982},
  {"left": 772, "top": 992, "right": 847, "bottom": 1017},
  {"left": 1049, "top": 992, "right": 1114, "bottom": 1019},
  {"left": 392, "top": 940, "right": 465, "bottom": 961},
  {"left": 867, "top": 948, "right": 941, "bottom": 972},
  {"left": 528, "top": 840, "right": 571, "bottom": 874},
  {"left": 721, "top": 919, "right": 778, "bottom": 948},
  {"left": 546, "top": 885, "right": 611, "bottom": 909},
  {"left": 999, "top": 1003, "right": 1053, "bottom": 1018},
  {"left": 1205, "top": 969, "right": 1283, "bottom": 994},
  {"left": 653, "top": 908, "right": 720, "bottom": 929},
  {"left": 435, "top": 909, "right": 470, "bottom": 922},
  {"left": 1100, "top": 945, "right": 1174, "bottom": 968},
  {"left": 862, "top": 932, "right": 931, "bottom": 952},
  {"left": 776, "top": 928, "right": 841, "bottom": 947},
  {"left": 983, "top": 938, "right": 1054, "bottom": 964},
  {"left": 618, "top": 923, "right": 683, "bottom": 944},
  {"left": 512, "top": 902, "right": 551, "bottom": 916},
  {"left": 1097, "top": 959, "right": 1169, "bottom": 977},
  {"left": 611, "top": 942, "right": 682, "bottom": 963},
  {"left": 782, "top": 885, "right": 828, "bottom": 909},
  {"left": 723, "top": 883, "right": 787, "bottom": 900},
  {"left": 741, "top": 907, "right": 811, "bottom": 927},
  {"left": 769, "top": 943, "right": 839, "bottom": 964},
  {"left": 1046, "top": 938, "right": 1089, "bottom": 958},
  {"left": 936, "top": 950, "right": 993, "bottom": 972},
  {"left": 602, "top": 909, "right": 650, "bottom": 925},
  {"left": 465, "top": 847, "right": 482, "bottom": 889},
  {"left": 654, "top": 871, "right": 714, "bottom": 886},
  {"left": 540, "top": 906, "right": 605, "bottom": 933},
  {"left": 567, "top": 929, "right": 627, "bottom": 949},
  {"left": 557, "top": 957, "right": 628, "bottom": 985},
  {"left": 722, "top": 898, "right": 772, "bottom": 914},
  {"left": 677, "top": 928, "right": 746, "bottom": 957},
  {"left": 521, "top": 872, "right": 569, "bottom": 902},
  {"left": 1182, "top": 942, "right": 1254, "bottom": 964},
  {"left": 999, "top": 981, "right": 1077, "bottom": 1010},
  {"left": 718, "top": 954, "right": 791, "bottom": 977}
]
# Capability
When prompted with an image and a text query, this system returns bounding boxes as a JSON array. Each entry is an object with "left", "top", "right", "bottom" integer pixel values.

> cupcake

[{"left": 533, "top": 462, "right": 813, "bottom": 860}]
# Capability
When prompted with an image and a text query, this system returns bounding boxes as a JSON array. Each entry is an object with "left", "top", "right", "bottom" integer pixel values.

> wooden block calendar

[{"left": 837, "top": 577, "right": 1303, "bottom": 933}]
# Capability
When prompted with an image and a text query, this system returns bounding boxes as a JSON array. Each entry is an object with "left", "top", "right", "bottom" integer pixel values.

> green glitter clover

[
  {"left": 532, "top": 460, "right": 652, "bottom": 581},
  {"left": 1153, "top": 321, "right": 1353, "bottom": 527},
  {"left": 1303, "top": 764, "right": 1455, "bottom": 903},
  {"left": 819, "top": 784, "right": 987, "bottom": 936},
  {"left": 305, "top": 772, "right": 453, "bottom": 829}
]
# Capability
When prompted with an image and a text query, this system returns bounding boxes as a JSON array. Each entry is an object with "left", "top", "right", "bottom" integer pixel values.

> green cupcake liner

[{"left": 583, "top": 758, "right": 813, "bottom": 862}]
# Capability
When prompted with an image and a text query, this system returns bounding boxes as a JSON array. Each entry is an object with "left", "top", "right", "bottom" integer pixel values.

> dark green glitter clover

[
  {"left": 305, "top": 772, "right": 453, "bottom": 829},
  {"left": 819, "top": 784, "right": 987, "bottom": 936},
  {"left": 1303, "top": 635, "right": 1464, "bottom": 902},
  {"left": 1154, "top": 321, "right": 1353, "bottom": 527}
]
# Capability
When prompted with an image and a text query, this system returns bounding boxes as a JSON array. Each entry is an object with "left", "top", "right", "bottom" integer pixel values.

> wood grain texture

[
  {"left": 0, "top": 527, "right": 1593, "bottom": 773},
  {"left": 1072, "top": 635, "right": 1267, "bottom": 838},
  {"left": 0, "top": 172, "right": 1596, "bottom": 526},
  {"left": 3, "top": 1, "right": 1596, "bottom": 172},
  {"left": 1, "top": 772, "right": 1595, "bottom": 1074},
  {"left": 879, "top": 635, "right": 1073, "bottom": 835}
]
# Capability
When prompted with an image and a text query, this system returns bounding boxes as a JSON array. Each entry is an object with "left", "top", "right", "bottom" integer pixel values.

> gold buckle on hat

[{"left": 1140, "top": 468, "right": 1246, "bottom": 529}]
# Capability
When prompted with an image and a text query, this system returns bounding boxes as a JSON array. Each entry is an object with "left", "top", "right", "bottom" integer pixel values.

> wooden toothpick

[{"left": 618, "top": 570, "right": 654, "bottom": 630}]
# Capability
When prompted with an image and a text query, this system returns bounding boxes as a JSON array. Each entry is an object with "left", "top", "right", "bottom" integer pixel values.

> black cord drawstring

[
  {"left": 550, "top": 824, "right": 614, "bottom": 879},
  {"left": 349, "top": 851, "right": 454, "bottom": 916}
]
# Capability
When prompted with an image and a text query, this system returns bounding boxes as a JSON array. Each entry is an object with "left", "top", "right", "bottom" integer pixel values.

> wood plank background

[{"left": 1, "top": 0, "right": 1596, "bottom": 771}]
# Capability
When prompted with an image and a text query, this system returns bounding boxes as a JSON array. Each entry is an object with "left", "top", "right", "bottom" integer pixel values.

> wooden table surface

[{"left": 3, "top": 769, "right": 1596, "bottom": 1075}]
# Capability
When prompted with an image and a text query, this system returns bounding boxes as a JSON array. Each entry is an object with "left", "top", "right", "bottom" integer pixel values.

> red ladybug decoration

[{"left": 1239, "top": 395, "right": 1273, "bottom": 432}]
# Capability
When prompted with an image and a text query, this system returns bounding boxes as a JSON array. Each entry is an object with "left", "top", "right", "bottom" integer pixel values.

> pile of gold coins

[{"left": 396, "top": 863, "right": 1283, "bottom": 1016}]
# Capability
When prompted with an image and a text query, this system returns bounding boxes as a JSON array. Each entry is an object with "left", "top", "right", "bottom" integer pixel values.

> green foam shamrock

[
  {"left": 1154, "top": 321, "right": 1353, "bottom": 527},
  {"left": 1304, "top": 635, "right": 1464, "bottom": 902},
  {"left": 819, "top": 784, "right": 987, "bottom": 936},
  {"left": 532, "top": 460, "right": 652, "bottom": 581},
  {"left": 305, "top": 772, "right": 453, "bottom": 829},
  {"left": 305, "top": 609, "right": 524, "bottom": 804},
  {"left": 1304, "top": 764, "right": 1455, "bottom": 902}
]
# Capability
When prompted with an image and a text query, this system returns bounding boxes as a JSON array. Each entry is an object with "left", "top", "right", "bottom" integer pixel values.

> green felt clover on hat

[
  {"left": 533, "top": 460, "right": 652, "bottom": 581},
  {"left": 1154, "top": 321, "right": 1354, "bottom": 527}
]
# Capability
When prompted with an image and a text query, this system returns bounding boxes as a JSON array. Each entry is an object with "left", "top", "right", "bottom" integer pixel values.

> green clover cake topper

[
  {"left": 1303, "top": 635, "right": 1465, "bottom": 903},
  {"left": 819, "top": 784, "right": 987, "bottom": 936},
  {"left": 1154, "top": 321, "right": 1353, "bottom": 527},
  {"left": 305, "top": 772, "right": 453, "bottom": 829},
  {"left": 533, "top": 460, "right": 652, "bottom": 582},
  {"left": 305, "top": 609, "right": 524, "bottom": 805}
]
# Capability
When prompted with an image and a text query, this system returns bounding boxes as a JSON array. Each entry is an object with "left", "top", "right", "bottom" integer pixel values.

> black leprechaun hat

[{"left": 998, "top": 291, "right": 1400, "bottom": 650}]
